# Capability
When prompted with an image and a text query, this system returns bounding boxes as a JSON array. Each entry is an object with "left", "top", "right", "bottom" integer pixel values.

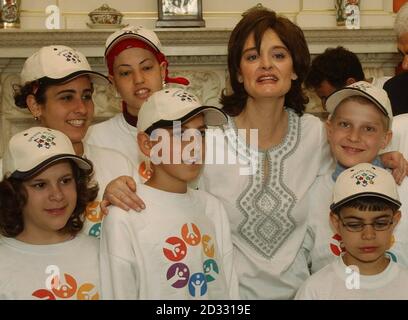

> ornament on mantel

[
  {"left": 336, "top": 0, "right": 360, "bottom": 29},
  {"left": 0, "top": 0, "right": 21, "bottom": 28},
  {"left": 335, "top": 0, "right": 346, "bottom": 26},
  {"left": 87, "top": 3, "right": 127, "bottom": 29},
  {"left": 345, "top": 0, "right": 360, "bottom": 29}
]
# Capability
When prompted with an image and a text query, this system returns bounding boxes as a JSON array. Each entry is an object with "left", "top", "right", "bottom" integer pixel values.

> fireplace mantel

[
  {"left": 0, "top": 27, "right": 401, "bottom": 156},
  {"left": 0, "top": 27, "right": 399, "bottom": 57}
]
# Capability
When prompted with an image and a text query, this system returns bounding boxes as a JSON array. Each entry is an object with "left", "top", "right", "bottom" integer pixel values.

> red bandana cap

[{"left": 105, "top": 26, "right": 189, "bottom": 86}]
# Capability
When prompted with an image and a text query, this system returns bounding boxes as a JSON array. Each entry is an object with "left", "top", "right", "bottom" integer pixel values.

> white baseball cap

[
  {"left": 3, "top": 127, "right": 92, "bottom": 180},
  {"left": 137, "top": 88, "right": 228, "bottom": 133},
  {"left": 326, "top": 81, "right": 393, "bottom": 127},
  {"left": 330, "top": 163, "right": 401, "bottom": 211},
  {"left": 20, "top": 45, "right": 109, "bottom": 86},
  {"left": 105, "top": 26, "right": 162, "bottom": 58}
]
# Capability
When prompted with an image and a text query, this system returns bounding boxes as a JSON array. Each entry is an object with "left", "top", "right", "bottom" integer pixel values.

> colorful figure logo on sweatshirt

[
  {"left": 83, "top": 201, "right": 102, "bottom": 238},
  {"left": 330, "top": 233, "right": 346, "bottom": 256},
  {"left": 329, "top": 233, "right": 398, "bottom": 262},
  {"left": 32, "top": 272, "right": 99, "bottom": 300},
  {"left": 163, "top": 223, "right": 219, "bottom": 298}
]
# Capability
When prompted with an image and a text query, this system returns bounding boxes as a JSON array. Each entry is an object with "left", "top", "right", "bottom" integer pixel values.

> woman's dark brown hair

[
  {"left": 13, "top": 76, "right": 93, "bottom": 109},
  {"left": 13, "top": 79, "right": 51, "bottom": 109},
  {"left": 221, "top": 8, "right": 310, "bottom": 116},
  {"left": 0, "top": 159, "right": 99, "bottom": 238}
]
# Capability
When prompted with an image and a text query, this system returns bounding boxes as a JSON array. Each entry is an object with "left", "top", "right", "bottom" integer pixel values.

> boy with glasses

[{"left": 296, "top": 163, "right": 408, "bottom": 299}]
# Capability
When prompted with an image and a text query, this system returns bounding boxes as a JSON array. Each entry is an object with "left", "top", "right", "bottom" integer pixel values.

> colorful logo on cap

[
  {"left": 163, "top": 223, "right": 219, "bottom": 298},
  {"left": 351, "top": 82, "right": 372, "bottom": 92},
  {"left": 124, "top": 26, "right": 143, "bottom": 35},
  {"left": 171, "top": 89, "right": 198, "bottom": 103},
  {"left": 54, "top": 47, "right": 82, "bottom": 64},
  {"left": 354, "top": 170, "right": 376, "bottom": 187},
  {"left": 31, "top": 132, "right": 57, "bottom": 149}
]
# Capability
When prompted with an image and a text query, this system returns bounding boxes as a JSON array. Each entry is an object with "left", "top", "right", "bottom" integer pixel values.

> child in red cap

[{"left": 86, "top": 26, "right": 189, "bottom": 178}]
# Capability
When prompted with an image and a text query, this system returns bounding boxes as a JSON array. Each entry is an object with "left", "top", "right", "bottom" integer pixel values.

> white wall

[{"left": 17, "top": 0, "right": 395, "bottom": 30}]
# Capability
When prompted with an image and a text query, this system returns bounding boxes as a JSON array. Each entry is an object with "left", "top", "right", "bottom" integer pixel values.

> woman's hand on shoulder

[
  {"left": 380, "top": 151, "right": 408, "bottom": 185},
  {"left": 100, "top": 175, "right": 146, "bottom": 215}
]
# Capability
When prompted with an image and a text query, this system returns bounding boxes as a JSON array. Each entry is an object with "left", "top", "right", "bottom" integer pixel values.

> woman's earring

[
  {"left": 139, "top": 159, "right": 154, "bottom": 180},
  {"left": 162, "top": 79, "right": 167, "bottom": 89},
  {"left": 34, "top": 116, "right": 39, "bottom": 121},
  {"left": 145, "top": 159, "right": 153, "bottom": 179}
]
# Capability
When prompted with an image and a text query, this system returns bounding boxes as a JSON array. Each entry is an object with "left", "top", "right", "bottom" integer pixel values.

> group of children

[
  {"left": 1, "top": 14, "right": 408, "bottom": 300},
  {"left": 298, "top": 81, "right": 408, "bottom": 299},
  {"left": 0, "top": 25, "right": 238, "bottom": 300}
]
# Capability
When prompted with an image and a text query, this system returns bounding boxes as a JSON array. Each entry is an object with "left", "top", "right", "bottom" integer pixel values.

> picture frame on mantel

[{"left": 156, "top": 0, "right": 205, "bottom": 28}]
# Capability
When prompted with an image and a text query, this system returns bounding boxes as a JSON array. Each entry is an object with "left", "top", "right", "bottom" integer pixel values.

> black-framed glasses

[{"left": 340, "top": 217, "right": 394, "bottom": 232}]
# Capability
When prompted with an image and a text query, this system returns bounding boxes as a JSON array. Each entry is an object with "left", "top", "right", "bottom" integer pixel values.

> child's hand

[
  {"left": 380, "top": 151, "right": 408, "bottom": 185},
  {"left": 100, "top": 175, "right": 145, "bottom": 215}
]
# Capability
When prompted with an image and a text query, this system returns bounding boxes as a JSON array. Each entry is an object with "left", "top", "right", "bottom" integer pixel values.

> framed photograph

[{"left": 156, "top": 0, "right": 205, "bottom": 28}]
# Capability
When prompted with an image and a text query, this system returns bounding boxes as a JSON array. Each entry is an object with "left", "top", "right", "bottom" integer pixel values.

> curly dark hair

[
  {"left": 0, "top": 160, "right": 99, "bottom": 238},
  {"left": 13, "top": 79, "right": 50, "bottom": 109},
  {"left": 305, "top": 46, "right": 365, "bottom": 90},
  {"left": 220, "top": 8, "right": 310, "bottom": 116}
]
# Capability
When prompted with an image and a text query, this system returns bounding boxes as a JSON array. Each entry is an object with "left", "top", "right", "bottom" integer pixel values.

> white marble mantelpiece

[
  {"left": 0, "top": 27, "right": 401, "bottom": 157},
  {"left": 0, "top": 27, "right": 400, "bottom": 56}
]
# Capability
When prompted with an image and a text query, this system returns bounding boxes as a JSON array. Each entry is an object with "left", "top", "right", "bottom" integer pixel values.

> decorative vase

[
  {"left": 0, "top": 0, "right": 21, "bottom": 28},
  {"left": 336, "top": 0, "right": 360, "bottom": 29},
  {"left": 88, "top": 4, "right": 123, "bottom": 25},
  {"left": 335, "top": 0, "right": 346, "bottom": 26}
]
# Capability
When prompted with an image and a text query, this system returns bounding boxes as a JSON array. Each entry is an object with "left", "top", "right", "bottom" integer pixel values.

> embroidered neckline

[
  {"left": 231, "top": 108, "right": 301, "bottom": 259},
  {"left": 227, "top": 108, "right": 297, "bottom": 154}
]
